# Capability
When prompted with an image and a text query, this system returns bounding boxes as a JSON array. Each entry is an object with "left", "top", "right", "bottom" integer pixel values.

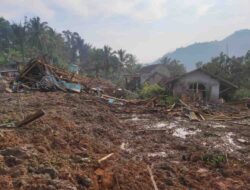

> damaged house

[
  {"left": 140, "top": 63, "right": 170, "bottom": 85},
  {"left": 163, "top": 68, "right": 238, "bottom": 102},
  {"left": 124, "top": 63, "right": 170, "bottom": 91}
]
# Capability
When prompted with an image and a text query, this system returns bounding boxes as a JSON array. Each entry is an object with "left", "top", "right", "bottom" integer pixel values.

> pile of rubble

[{"left": 0, "top": 56, "right": 117, "bottom": 95}]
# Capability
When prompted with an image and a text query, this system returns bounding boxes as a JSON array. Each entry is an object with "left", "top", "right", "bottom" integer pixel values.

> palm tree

[
  {"left": 125, "top": 54, "right": 138, "bottom": 74},
  {"left": 11, "top": 23, "right": 26, "bottom": 61},
  {"left": 117, "top": 49, "right": 128, "bottom": 63},
  {"left": 27, "top": 17, "right": 51, "bottom": 54},
  {"left": 0, "top": 17, "right": 12, "bottom": 55},
  {"left": 103, "top": 45, "right": 115, "bottom": 78}
]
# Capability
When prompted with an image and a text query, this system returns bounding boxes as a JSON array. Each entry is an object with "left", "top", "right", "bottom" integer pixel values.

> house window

[{"left": 189, "top": 82, "right": 207, "bottom": 99}]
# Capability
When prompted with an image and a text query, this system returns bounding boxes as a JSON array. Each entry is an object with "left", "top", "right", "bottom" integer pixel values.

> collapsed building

[{"left": 15, "top": 57, "right": 83, "bottom": 92}]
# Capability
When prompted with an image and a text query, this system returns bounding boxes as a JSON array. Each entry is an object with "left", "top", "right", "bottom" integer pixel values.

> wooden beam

[
  {"left": 147, "top": 165, "right": 159, "bottom": 190},
  {"left": 98, "top": 153, "right": 114, "bottom": 163}
]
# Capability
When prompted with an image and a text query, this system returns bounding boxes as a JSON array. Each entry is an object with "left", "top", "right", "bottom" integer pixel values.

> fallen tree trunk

[{"left": 16, "top": 109, "right": 45, "bottom": 128}]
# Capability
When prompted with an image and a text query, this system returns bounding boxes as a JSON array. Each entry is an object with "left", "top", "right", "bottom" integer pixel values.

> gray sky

[{"left": 1, "top": 0, "right": 250, "bottom": 63}]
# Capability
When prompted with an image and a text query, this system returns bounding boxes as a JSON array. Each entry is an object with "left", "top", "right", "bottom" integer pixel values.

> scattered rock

[
  {"left": 0, "top": 147, "right": 28, "bottom": 159},
  {"left": 76, "top": 175, "right": 92, "bottom": 187},
  {"left": 49, "top": 179, "right": 77, "bottom": 190},
  {"left": 71, "top": 155, "right": 90, "bottom": 163},
  {"left": 9, "top": 165, "right": 27, "bottom": 178},
  {"left": 12, "top": 178, "right": 27, "bottom": 189},
  {"left": 36, "top": 167, "right": 58, "bottom": 179},
  {"left": 4, "top": 155, "right": 23, "bottom": 167},
  {"left": 165, "top": 178, "right": 174, "bottom": 186},
  {"left": 197, "top": 168, "right": 209, "bottom": 178}
]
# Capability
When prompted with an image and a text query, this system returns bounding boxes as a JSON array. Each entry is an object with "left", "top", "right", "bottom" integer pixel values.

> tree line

[
  {"left": 198, "top": 52, "right": 250, "bottom": 99},
  {"left": 0, "top": 16, "right": 141, "bottom": 84}
]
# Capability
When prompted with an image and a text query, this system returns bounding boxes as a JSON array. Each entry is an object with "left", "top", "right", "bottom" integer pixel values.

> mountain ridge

[{"left": 153, "top": 29, "right": 250, "bottom": 70}]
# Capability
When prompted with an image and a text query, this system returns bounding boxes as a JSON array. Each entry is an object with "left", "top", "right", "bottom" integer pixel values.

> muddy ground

[{"left": 0, "top": 92, "right": 249, "bottom": 190}]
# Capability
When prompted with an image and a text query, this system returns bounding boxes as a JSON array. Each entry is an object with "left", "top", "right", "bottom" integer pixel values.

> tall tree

[
  {"left": 160, "top": 57, "right": 186, "bottom": 77},
  {"left": 27, "top": 17, "right": 51, "bottom": 54},
  {"left": 0, "top": 17, "right": 12, "bottom": 63},
  {"left": 11, "top": 23, "right": 26, "bottom": 61},
  {"left": 103, "top": 45, "right": 115, "bottom": 77}
]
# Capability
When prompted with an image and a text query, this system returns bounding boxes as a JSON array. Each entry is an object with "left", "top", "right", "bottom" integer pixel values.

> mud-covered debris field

[{"left": 0, "top": 92, "right": 249, "bottom": 190}]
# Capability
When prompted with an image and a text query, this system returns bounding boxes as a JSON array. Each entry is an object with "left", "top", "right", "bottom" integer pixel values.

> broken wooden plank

[
  {"left": 166, "top": 103, "right": 176, "bottom": 112},
  {"left": 98, "top": 153, "right": 114, "bottom": 163},
  {"left": 198, "top": 113, "right": 206, "bottom": 121},
  {"left": 225, "top": 121, "right": 250, "bottom": 127},
  {"left": 0, "top": 122, "right": 15, "bottom": 128},
  {"left": 102, "top": 95, "right": 132, "bottom": 104},
  {"left": 135, "top": 129, "right": 168, "bottom": 134},
  {"left": 187, "top": 111, "right": 200, "bottom": 121},
  {"left": 147, "top": 165, "right": 159, "bottom": 190},
  {"left": 16, "top": 109, "right": 45, "bottom": 128},
  {"left": 179, "top": 99, "right": 190, "bottom": 108}
]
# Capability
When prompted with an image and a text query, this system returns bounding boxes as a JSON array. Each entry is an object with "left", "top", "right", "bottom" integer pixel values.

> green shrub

[
  {"left": 233, "top": 88, "right": 250, "bottom": 100},
  {"left": 202, "top": 152, "right": 226, "bottom": 167},
  {"left": 165, "top": 96, "right": 178, "bottom": 105},
  {"left": 139, "top": 83, "right": 165, "bottom": 99}
]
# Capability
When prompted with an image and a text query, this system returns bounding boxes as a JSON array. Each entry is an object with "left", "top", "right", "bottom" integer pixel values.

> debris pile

[
  {"left": 15, "top": 57, "right": 85, "bottom": 92},
  {"left": 12, "top": 57, "right": 117, "bottom": 95}
]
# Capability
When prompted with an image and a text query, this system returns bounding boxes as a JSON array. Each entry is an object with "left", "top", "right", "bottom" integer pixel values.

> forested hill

[
  {"left": 154, "top": 29, "right": 250, "bottom": 70},
  {"left": 0, "top": 16, "right": 141, "bottom": 83}
]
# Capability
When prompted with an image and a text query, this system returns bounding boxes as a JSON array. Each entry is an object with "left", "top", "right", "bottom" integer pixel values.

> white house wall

[{"left": 172, "top": 70, "right": 220, "bottom": 101}]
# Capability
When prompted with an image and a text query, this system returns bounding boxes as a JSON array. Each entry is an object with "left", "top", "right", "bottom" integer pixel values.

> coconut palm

[
  {"left": 11, "top": 23, "right": 26, "bottom": 61},
  {"left": 27, "top": 17, "right": 51, "bottom": 54}
]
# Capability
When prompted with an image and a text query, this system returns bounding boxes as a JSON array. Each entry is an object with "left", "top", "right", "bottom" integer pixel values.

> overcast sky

[{"left": 1, "top": 0, "right": 250, "bottom": 63}]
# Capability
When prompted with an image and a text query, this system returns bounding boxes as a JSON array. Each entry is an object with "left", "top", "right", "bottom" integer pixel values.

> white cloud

[
  {"left": 77, "top": 0, "right": 215, "bottom": 22},
  {"left": 196, "top": 2, "right": 215, "bottom": 17},
  {"left": 173, "top": 0, "right": 216, "bottom": 18},
  {"left": 0, "top": 0, "right": 216, "bottom": 22},
  {"left": 0, "top": 0, "right": 55, "bottom": 20},
  {"left": 54, "top": 0, "right": 168, "bottom": 22},
  {"left": 0, "top": 0, "right": 249, "bottom": 63}
]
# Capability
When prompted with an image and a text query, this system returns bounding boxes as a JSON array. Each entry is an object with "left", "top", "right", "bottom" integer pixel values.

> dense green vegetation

[
  {"left": 0, "top": 16, "right": 141, "bottom": 84},
  {"left": 160, "top": 56, "right": 186, "bottom": 77},
  {"left": 139, "top": 83, "right": 165, "bottom": 99},
  {"left": 200, "top": 52, "right": 250, "bottom": 99}
]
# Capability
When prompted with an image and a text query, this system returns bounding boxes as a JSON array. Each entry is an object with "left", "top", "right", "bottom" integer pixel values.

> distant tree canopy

[
  {"left": 200, "top": 51, "right": 250, "bottom": 99},
  {"left": 160, "top": 57, "right": 186, "bottom": 77},
  {"left": 0, "top": 16, "right": 140, "bottom": 83},
  {"left": 201, "top": 52, "right": 250, "bottom": 89}
]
